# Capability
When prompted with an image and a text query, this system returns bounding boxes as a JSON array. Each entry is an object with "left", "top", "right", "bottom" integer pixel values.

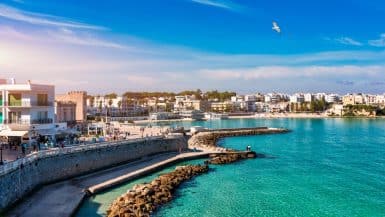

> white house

[{"left": 0, "top": 79, "right": 56, "bottom": 145}]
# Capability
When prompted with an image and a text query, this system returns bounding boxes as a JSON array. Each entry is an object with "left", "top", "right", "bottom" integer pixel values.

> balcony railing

[
  {"left": 31, "top": 118, "right": 53, "bottom": 124},
  {"left": 5, "top": 118, "right": 53, "bottom": 125},
  {"left": 5, "top": 119, "right": 31, "bottom": 125},
  {"left": 2, "top": 101, "right": 54, "bottom": 107}
]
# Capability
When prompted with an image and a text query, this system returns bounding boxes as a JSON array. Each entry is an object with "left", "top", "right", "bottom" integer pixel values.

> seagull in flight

[{"left": 272, "top": 21, "right": 281, "bottom": 33}]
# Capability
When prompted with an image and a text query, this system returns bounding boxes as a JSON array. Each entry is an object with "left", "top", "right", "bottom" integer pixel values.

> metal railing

[
  {"left": 5, "top": 118, "right": 54, "bottom": 125},
  {"left": 0, "top": 135, "right": 175, "bottom": 176},
  {"left": 31, "top": 118, "right": 54, "bottom": 124},
  {"left": 2, "top": 101, "right": 54, "bottom": 107}
]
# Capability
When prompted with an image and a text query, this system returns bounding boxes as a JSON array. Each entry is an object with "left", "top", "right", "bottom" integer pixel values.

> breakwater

[
  {"left": 188, "top": 127, "right": 290, "bottom": 149},
  {"left": 0, "top": 136, "right": 187, "bottom": 212},
  {"left": 107, "top": 164, "right": 209, "bottom": 217},
  {"left": 105, "top": 150, "right": 258, "bottom": 217}
]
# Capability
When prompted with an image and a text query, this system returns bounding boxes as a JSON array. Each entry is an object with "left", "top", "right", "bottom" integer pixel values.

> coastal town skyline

[{"left": 1, "top": 0, "right": 385, "bottom": 93}]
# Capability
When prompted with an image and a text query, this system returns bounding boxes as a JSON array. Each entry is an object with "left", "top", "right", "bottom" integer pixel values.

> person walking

[{"left": 21, "top": 143, "right": 26, "bottom": 156}]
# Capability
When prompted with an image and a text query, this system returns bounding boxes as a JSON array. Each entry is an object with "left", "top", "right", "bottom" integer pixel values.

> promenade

[{"left": 5, "top": 151, "right": 214, "bottom": 217}]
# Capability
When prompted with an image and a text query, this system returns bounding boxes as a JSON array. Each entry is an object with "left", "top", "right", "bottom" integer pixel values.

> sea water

[{"left": 76, "top": 118, "right": 385, "bottom": 217}]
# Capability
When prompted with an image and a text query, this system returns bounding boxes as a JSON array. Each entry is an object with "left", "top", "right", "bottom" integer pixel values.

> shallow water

[{"left": 76, "top": 118, "right": 385, "bottom": 217}]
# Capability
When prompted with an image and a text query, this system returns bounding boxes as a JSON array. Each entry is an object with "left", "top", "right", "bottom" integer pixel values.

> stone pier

[{"left": 188, "top": 127, "right": 290, "bottom": 149}]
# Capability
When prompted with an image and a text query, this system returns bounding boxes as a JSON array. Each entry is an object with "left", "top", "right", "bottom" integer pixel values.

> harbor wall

[
  {"left": 188, "top": 127, "right": 290, "bottom": 148},
  {"left": 0, "top": 137, "right": 187, "bottom": 211}
]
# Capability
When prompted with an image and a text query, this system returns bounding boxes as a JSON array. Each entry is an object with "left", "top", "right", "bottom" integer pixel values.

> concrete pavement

[{"left": 5, "top": 151, "right": 213, "bottom": 217}]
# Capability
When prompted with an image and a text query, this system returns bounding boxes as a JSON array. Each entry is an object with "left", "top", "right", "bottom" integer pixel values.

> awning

[{"left": 0, "top": 130, "right": 28, "bottom": 137}]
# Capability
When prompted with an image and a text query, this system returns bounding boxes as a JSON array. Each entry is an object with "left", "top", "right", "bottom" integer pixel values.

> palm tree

[{"left": 117, "top": 100, "right": 122, "bottom": 116}]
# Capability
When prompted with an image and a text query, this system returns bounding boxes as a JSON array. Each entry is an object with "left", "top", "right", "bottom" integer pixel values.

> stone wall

[
  {"left": 188, "top": 127, "right": 289, "bottom": 149},
  {"left": 0, "top": 137, "right": 187, "bottom": 212}
]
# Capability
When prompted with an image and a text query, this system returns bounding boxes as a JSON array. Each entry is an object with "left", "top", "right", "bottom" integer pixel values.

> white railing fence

[{"left": 0, "top": 135, "right": 176, "bottom": 176}]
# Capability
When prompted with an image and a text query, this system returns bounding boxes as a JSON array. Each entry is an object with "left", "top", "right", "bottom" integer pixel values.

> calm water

[{"left": 76, "top": 118, "right": 385, "bottom": 217}]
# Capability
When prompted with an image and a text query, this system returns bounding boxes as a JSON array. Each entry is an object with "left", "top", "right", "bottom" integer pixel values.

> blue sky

[{"left": 0, "top": 0, "right": 385, "bottom": 94}]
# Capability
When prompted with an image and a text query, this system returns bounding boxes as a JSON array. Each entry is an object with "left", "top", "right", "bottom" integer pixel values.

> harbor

[{"left": 1, "top": 126, "right": 288, "bottom": 216}]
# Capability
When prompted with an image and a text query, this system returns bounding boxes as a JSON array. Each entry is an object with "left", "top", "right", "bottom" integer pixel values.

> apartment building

[
  {"left": 0, "top": 79, "right": 56, "bottom": 145},
  {"left": 174, "top": 96, "right": 209, "bottom": 112},
  {"left": 342, "top": 94, "right": 365, "bottom": 106}
]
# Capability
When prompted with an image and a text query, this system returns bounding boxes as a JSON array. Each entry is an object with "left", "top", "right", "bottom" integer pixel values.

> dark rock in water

[
  {"left": 107, "top": 164, "right": 209, "bottom": 217},
  {"left": 208, "top": 151, "right": 258, "bottom": 164}
]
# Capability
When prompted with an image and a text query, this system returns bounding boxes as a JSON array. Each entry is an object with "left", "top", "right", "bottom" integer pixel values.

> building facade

[
  {"left": 0, "top": 79, "right": 56, "bottom": 145},
  {"left": 55, "top": 101, "right": 76, "bottom": 123},
  {"left": 56, "top": 91, "right": 87, "bottom": 122}
]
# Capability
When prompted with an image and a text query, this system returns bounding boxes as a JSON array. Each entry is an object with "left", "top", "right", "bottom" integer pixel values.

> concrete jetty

[{"left": 189, "top": 127, "right": 290, "bottom": 149}]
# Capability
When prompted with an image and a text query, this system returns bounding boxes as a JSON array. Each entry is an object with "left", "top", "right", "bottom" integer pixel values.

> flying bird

[{"left": 272, "top": 21, "right": 281, "bottom": 33}]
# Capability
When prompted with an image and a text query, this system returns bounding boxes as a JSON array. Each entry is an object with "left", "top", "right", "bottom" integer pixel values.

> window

[
  {"left": 37, "top": 111, "right": 48, "bottom": 120},
  {"left": 9, "top": 93, "right": 21, "bottom": 106},
  {"left": 8, "top": 111, "right": 21, "bottom": 123},
  {"left": 37, "top": 94, "right": 48, "bottom": 106}
]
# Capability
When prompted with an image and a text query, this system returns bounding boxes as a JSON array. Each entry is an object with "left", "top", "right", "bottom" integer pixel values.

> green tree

[{"left": 105, "top": 93, "right": 118, "bottom": 99}]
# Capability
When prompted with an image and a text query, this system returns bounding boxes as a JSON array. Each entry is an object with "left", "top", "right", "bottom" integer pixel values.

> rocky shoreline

[
  {"left": 208, "top": 151, "right": 256, "bottom": 164},
  {"left": 106, "top": 150, "right": 258, "bottom": 217},
  {"left": 106, "top": 164, "right": 209, "bottom": 217}
]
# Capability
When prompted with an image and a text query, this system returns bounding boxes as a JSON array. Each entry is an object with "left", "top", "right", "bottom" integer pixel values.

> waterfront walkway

[{"left": 5, "top": 151, "right": 215, "bottom": 217}]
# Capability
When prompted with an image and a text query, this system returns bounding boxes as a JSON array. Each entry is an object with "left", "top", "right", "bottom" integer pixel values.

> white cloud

[
  {"left": 190, "top": 0, "right": 243, "bottom": 12},
  {"left": 0, "top": 4, "right": 104, "bottom": 30},
  {"left": 1, "top": 25, "right": 385, "bottom": 93},
  {"left": 335, "top": 37, "right": 363, "bottom": 46},
  {"left": 200, "top": 65, "right": 385, "bottom": 80},
  {"left": 47, "top": 28, "right": 127, "bottom": 49},
  {"left": 0, "top": 25, "right": 127, "bottom": 49},
  {"left": 368, "top": 33, "right": 385, "bottom": 47}
]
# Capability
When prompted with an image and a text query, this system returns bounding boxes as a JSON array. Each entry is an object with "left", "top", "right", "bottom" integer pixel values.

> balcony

[
  {"left": 4, "top": 119, "right": 30, "bottom": 131},
  {"left": 2, "top": 101, "right": 54, "bottom": 107},
  {"left": 4, "top": 118, "right": 54, "bottom": 130},
  {"left": 31, "top": 118, "right": 54, "bottom": 124}
]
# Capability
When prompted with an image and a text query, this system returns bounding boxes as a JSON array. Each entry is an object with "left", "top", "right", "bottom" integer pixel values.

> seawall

[
  {"left": 188, "top": 127, "right": 290, "bottom": 148},
  {"left": 0, "top": 136, "right": 187, "bottom": 212}
]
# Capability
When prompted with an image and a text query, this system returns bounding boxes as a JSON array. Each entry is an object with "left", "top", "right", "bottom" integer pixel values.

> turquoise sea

[{"left": 76, "top": 118, "right": 385, "bottom": 217}]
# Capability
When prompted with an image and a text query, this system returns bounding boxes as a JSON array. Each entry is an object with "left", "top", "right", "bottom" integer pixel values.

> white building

[
  {"left": 267, "top": 93, "right": 283, "bottom": 104},
  {"left": 290, "top": 94, "right": 305, "bottom": 103},
  {"left": 365, "top": 95, "right": 376, "bottom": 105},
  {"left": 325, "top": 94, "right": 340, "bottom": 104},
  {"left": 231, "top": 95, "right": 244, "bottom": 102},
  {"left": 0, "top": 79, "right": 56, "bottom": 145},
  {"left": 304, "top": 93, "right": 314, "bottom": 102},
  {"left": 178, "top": 110, "right": 205, "bottom": 120},
  {"left": 375, "top": 95, "right": 385, "bottom": 105}
]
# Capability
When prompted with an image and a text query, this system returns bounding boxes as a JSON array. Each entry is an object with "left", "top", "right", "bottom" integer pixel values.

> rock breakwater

[
  {"left": 188, "top": 127, "right": 290, "bottom": 150},
  {"left": 208, "top": 151, "right": 256, "bottom": 165},
  {"left": 106, "top": 164, "right": 209, "bottom": 217}
]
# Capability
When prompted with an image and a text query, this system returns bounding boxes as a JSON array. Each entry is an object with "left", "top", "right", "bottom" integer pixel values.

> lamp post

[{"left": 0, "top": 143, "right": 3, "bottom": 165}]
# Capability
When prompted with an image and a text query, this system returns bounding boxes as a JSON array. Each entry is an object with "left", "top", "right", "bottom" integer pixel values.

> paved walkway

[{"left": 5, "top": 151, "right": 214, "bottom": 217}]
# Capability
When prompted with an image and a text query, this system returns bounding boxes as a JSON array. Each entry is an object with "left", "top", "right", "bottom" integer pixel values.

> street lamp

[{"left": 0, "top": 142, "right": 4, "bottom": 165}]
